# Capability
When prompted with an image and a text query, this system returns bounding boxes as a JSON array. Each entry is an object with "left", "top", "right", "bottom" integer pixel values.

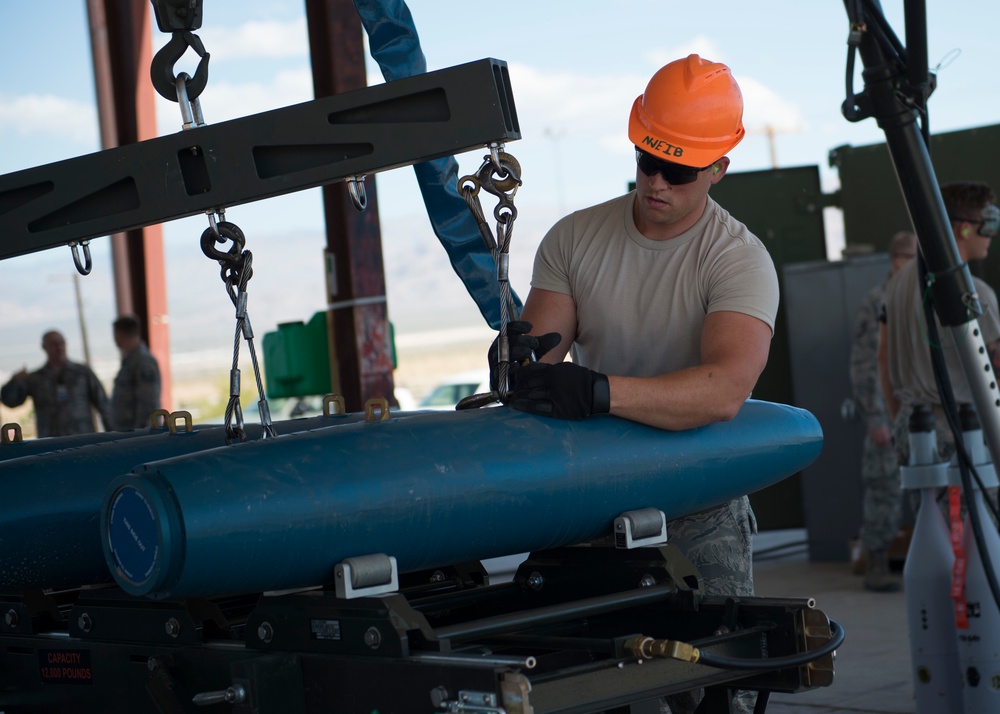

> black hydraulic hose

[
  {"left": 945, "top": 415, "right": 1000, "bottom": 526},
  {"left": 956, "top": 447, "right": 1000, "bottom": 615},
  {"left": 920, "top": 258, "right": 1000, "bottom": 620},
  {"left": 934, "top": 454, "right": 1000, "bottom": 527},
  {"left": 842, "top": 0, "right": 867, "bottom": 122},
  {"left": 695, "top": 620, "right": 844, "bottom": 671},
  {"left": 753, "top": 691, "right": 770, "bottom": 714},
  {"left": 901, "top": 0, "right": 999, "bottom": 541}
]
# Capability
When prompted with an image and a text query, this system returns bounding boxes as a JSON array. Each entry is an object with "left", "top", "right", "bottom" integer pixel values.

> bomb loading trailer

[{"left": 0, "top": 2, "right": 847, "bottom": 712}]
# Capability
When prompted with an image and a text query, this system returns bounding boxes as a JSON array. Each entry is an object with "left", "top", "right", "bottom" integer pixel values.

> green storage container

[{"left": 263, "top": 312, "right": 332, "bottom": 399}]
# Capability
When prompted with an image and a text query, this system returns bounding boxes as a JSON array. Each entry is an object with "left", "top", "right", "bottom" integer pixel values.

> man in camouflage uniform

[
  {"left": 0, "top": 330, "right": 111, "bottom": 437},
  {"left": 110, "top": 315, "right": 162, "bottom": 430},
  {"left": 849, "top": 231, "right": 916, "bottom": 592}
]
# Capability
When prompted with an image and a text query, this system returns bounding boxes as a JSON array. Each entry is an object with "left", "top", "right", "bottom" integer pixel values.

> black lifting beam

[{"left": 0, "top": 58, "right": 519, "bottom": 261}]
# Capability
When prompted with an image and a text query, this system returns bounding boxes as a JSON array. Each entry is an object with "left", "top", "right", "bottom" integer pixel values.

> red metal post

[
  {"left": 86, "top": 0, "right": 172, "bottom": 411},
  {"left": 305, "top": 0, "right": 396, "bottom": 411}
]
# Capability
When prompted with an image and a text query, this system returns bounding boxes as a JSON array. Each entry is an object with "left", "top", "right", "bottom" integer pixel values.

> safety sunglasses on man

[
  {"left": 635, "top": 148, "right": 713, "bottom": 186},
  {"left": 952, "top": 204, "right": 1000, "bottom": 238}
]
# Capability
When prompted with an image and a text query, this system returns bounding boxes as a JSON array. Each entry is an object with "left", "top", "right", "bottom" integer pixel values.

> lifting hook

[{"left": 151, "top": 31, "right": 210, "bottom": 102}]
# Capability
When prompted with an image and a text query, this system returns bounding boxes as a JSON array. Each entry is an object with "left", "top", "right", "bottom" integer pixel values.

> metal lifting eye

[
  {"left": 458, "top": 175, "right": 481, "bottom": 197},
  {"left": 347, "top": 176, "right": 367, "bottom": 212},
  {"left": 1, "top": 423, "right": 23, "bottom": 444},
  {"left": 200, "top": 222, "right": 246, "bottom": 264},
  {"left": 477, "top": 153, "right": 522, "bottom": 197},
  {"left": 68, "top": 240, "right": 92, "bottom": 276}
]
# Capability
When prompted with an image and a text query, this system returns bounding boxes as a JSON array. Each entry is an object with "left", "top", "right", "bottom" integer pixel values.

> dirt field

[{"left": 0, "top": 331, "right": 493, "bottom": 440}]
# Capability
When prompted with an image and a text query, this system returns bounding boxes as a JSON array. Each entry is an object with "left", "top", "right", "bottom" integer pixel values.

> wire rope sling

[
  {"left": 149, "top": 0, "right": 277, "bottom": 444},
  {"left": 456, "top": 146, "right": 525, "bottom": 409}
]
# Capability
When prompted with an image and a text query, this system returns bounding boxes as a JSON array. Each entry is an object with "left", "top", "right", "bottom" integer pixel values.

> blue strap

[{"left": 352, "top": 0, "right": 522, "bottom": 329}]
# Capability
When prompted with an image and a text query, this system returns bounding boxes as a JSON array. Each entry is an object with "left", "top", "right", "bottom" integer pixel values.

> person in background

[
  {"left": 0, "top": 329, "right": 111, "bottom": 437},
  {"left": 492, "top": 55, "right": 779, "bottom": 714},
  {"left": 110, "top": 315, "right": 162, "bottom": 430},
  {"left": 879, "top": 181, "right": 1000, "bottom": 465},
  {"left": 848, "top": 230, "right": 916, "bottom": 592}
]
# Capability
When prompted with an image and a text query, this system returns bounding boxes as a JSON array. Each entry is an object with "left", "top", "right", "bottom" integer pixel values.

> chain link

[
  {"left": 164, "top": 43, "right": 274, "bottom": 444},
  {"left": 457, "top": 144, "right": 523, "bottom": 406}
]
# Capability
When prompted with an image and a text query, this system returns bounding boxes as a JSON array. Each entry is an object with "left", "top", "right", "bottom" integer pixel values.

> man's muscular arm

[
  {"left": 607, "top": 311, "right": 770, "bottom": 431},
  {"left": 520, "top": 287, "right": 771, "bottom": 431}
]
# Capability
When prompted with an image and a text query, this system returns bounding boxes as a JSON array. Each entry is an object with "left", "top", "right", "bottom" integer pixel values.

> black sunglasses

[
  {"left": 951, "top": 204, "right": 1000, "bottom": 238},
  {"left": 635, "top": 149, "right": 712, "bottom": 185}
]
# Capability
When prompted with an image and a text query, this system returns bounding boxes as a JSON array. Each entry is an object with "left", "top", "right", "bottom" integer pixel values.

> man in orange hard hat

[{"left": 490, "top": 55, "right": 778, "bottom": 714}]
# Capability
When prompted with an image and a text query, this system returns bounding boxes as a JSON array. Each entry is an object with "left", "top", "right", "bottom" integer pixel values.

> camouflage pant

[
  {"left": 859, "top": 432, "right": 903, "bottom": 552},
  {"left": 660, "top": 496, "right": 757, "bottom": 714},
  {"left": 667, "top": 496, "right": 756, "bottom": 596}
]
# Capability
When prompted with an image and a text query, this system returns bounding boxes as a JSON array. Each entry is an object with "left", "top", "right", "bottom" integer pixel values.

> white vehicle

[
  {"left": 271, "top": 386, "right": 418, "bottom": 420},
  {"left": 418, "top": 370, "right": 491, "bottom": 410}
]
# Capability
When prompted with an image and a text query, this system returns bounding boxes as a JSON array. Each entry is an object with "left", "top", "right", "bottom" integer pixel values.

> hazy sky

[{"left": 0, "top": 1, "right": 997, "bottom": 374}]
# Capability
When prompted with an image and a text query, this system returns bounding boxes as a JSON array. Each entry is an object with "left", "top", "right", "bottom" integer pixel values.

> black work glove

[
  {"left": 510, "top": 362, "right": 610, "bottom": 420},
  {"left": 488, "top": 321, "right": 561, "bottom": 394}
]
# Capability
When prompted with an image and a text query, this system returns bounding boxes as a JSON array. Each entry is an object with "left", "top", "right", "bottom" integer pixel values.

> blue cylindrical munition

[
  {"left": 102, "top": 400, "right": 823, "bottom": 599},
  {"left": 0, "top": 409, "right": 413, "bottom": 590},
  {"left": 0, "top": 424, "right": 170, "bottom": 463}
]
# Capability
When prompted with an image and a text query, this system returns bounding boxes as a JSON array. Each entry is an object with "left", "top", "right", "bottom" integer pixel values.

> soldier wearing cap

[{"left": 849, "top": 230, "right": 916, "bottom": 592}]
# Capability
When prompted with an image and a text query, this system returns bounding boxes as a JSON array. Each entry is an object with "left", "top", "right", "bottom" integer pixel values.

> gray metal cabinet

[{"left": 783, "top": 254, "right": 890, "bottom": 561}]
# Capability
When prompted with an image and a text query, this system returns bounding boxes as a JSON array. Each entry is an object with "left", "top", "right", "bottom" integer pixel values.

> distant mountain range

[{"left": 0, "top": 208, "right": 550, "bottom": 384}]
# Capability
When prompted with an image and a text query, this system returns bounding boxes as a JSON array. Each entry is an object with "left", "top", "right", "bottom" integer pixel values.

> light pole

[
  {"left": 543, "top": 126, "right": 567, "bottom": 216},
  {"left": 49, "top": 273, "right": 93, "bottom": 368}
]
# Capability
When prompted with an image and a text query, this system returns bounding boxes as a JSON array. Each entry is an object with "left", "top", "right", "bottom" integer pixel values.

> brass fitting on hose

[{"left": 624, "top": 636, "right": 701, "bottom": 663}]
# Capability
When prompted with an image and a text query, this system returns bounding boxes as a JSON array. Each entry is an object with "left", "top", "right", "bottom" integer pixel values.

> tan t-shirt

[
  {"left": 884, "top": 258, "right": 1000, "bottom": 409},
  {"left": 531, "top": 192, "right": 779, "bottom": 376}
]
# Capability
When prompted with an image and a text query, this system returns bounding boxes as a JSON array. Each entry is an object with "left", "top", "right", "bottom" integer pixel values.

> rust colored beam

[
  {"left": 305, "top": 0, "right": 396, "bottom": 411},
  {"left": 87, "top": 0, "right": 172, "bottom": 410}
]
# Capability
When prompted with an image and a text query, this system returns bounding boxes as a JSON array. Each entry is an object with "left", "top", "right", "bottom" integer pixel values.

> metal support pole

[
  {"left": 845, "top": 0, "right": 1000, "bottom": 466},
  {"left": 87, "top": 0, "right": 172, "bottom": 409},
  {"left": 951, "top": 326, "right": 1000, "bottom": 470},
  {"left": 306, "top": 0, "right": 393, "bottom": 411}
]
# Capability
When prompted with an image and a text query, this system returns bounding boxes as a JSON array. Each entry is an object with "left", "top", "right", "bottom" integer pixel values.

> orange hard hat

[{"left": 628, "top": 54, "right": 745, "bottom": 168}]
